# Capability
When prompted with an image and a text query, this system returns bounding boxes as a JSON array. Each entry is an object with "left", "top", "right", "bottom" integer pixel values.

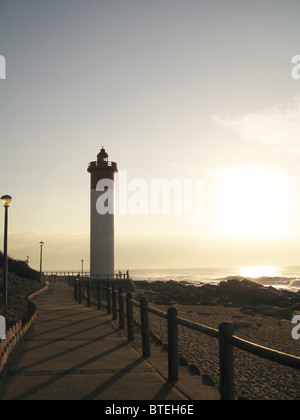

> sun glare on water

[{"left": 240, "top": 266, "right": 279, "bottom": 278}]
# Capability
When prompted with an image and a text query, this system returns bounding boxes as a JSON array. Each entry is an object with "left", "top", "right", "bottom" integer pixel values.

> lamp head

[{"left": 1, "top": 195, "right": 12, "bottom": 208}]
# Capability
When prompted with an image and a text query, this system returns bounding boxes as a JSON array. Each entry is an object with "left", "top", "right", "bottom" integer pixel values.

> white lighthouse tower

[{"left": 87, "top": 147, "right": 118, "bottom": 279}]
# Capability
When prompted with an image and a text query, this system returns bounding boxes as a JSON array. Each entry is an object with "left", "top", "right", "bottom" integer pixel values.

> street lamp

[
  {"left": 81, "top": 259, "right": 84, "bottom": 278},
  {"left": 39, "top": 241, "right": 44, "bottom": 278},
  {"left": 1, "top": 195, "right": 12, "bottom": 306}
]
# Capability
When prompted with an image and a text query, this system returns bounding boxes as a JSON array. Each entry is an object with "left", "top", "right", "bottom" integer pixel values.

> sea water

[{"left": 128, "top": 266, "right": 300, "bottom": 292}]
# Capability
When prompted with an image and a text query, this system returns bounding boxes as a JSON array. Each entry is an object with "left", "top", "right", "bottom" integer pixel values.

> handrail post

[
  {"left": 107, "top": 286, "right": 112, "bottom": 315},
  {"left": 140, "top": 298, "right": 151, "bottom": 358},
  {"left": 87, "top": 281, "right": 91, "bottom": 307},
  {"left": 74, "top": 279, "right": 78, "bottom": 301},
  {"left": 168, "top": 307, "right": 179, "bottom": 382},
  {"left": 112, "top": 286, "right": 118, "bottom": 320},
  {"left": 219, "top": 322, "right": 235, "bottom": 401},
  {"left": 97, "top": 283, "right": 102, "bottom": 310},
  {"left": 78, "top": 280, "right": 82, "bottom": 305},
  {"left": 119, "top": 288, "right": 125, "bottom": 330},
  {"left": 126, "top": 293, "right": 134, "bottom": 342}
]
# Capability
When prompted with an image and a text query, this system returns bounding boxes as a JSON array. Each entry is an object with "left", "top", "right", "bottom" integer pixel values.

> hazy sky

[{"left": 1, "top": 0, "right": 300, "bottom": 272}]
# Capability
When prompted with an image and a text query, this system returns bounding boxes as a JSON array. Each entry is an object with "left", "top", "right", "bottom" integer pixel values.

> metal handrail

[
  {"left": 88, "top": 160, "right": 117, "bottom": 169},
  {"left": 43, "top": 272, "right": 130, "bottom": 281}
]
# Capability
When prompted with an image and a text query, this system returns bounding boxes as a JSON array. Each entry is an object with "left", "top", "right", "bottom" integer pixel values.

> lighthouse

[{"left": 87, "top": 147, "right": 118, "bottom": 279}]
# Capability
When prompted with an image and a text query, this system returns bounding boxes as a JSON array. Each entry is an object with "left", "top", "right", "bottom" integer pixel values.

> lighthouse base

[
  {"left": 108, "top": 279, "right": 137, "bottom": 292},
  {"left": 90, "top": 278, "right": 137, "bottom": 292}
]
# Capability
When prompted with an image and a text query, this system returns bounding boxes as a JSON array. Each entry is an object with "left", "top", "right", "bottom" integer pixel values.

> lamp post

[
  {"left": 1, "top": 195, "right": 12, "bottom": 306},
  {"left": 81, "top": 260, "right": 84, "bottom": 278},
  {"left": 39, "top": 241, "right": 44, "bottom": 278}
]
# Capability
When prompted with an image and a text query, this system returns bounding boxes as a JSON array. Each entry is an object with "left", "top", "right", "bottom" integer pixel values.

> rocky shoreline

[
  {"left": 134, "top": 278, "right": 300, "bottom": 319},
  {"left": 132, "top": 278, "right": 300, "bottom": 400}
]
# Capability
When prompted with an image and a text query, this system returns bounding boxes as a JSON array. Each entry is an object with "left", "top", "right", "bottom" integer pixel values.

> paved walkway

[{"left": 0, "top": 283, "right": 219, "bottom": 401}]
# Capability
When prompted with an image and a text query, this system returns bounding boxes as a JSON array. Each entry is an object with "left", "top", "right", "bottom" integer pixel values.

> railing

[
  {"left": 43, "top": 272, "right": 130, "bottom": 281},
  {"left": 88, "top": 161, "right": 118, "bottom": 170},
  {"left": 73, "top": 280, "right": 300, "bottom": 401}
]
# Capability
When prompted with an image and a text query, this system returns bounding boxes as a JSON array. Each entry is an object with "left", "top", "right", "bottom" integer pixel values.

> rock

[
  {"left": 261, "top": 307, "right": 293, "bottom": 320},
  {"left": 134, "top": 278, "right": 300, "bottom": 319},
  {"left": 161, "top": 343, "right": 168, "bottom": 352},
  {"left": 189, "top": 364, "right": 201, "bottom": 376},
  {"left": 232, "top": 315, "right": 244, "bottom": 319},
  {"left": 179, "top": 356, "right": 189, "bottom": 366},
  {"left": 199, "top": 300, "right": 217, "bottom": 306},
  {"left": 202, "top": 374, "right": 215, "bottom": 387},
  {"left": 155, "top": 338, "right": 163, "bottom": 346},
  {"left": 238, "top": 395, "right": 249, "bottom": 401},
  {"left": 232, "top": 322, "right": 252, "bottom": 331},
  {"left": 241, "top": 308, "right": 256, "bottom": 316},
  {"left": 292, "top": 303, "right": 300, "bottom": 311}
]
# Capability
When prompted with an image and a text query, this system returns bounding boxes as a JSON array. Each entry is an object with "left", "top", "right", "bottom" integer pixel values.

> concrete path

[{"left": 0, "top": 283, "right": 219, "bottom": 401}]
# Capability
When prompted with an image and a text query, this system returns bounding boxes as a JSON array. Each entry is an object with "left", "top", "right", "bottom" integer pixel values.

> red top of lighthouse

[
  {"left": 87, "top": 147, "right": 118, "bottom": 189},
  {"left": 97, "top": 147, "right": 109, "bottom": 163},
  {"left": 87, "top": 147, "right": 118, "bottom": 173}
]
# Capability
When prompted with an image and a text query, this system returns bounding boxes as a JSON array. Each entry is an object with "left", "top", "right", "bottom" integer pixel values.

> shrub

[
  {"left": 0, "top": 254, "right": 43, "bottom": 327},
  {"left": 0, "top": 251, "right": 40, "bottom": 281}
]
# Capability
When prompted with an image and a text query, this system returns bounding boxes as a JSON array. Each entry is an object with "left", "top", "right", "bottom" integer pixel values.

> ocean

[{"left": 128, "top": 266, "right": 300, "bottom": 293}]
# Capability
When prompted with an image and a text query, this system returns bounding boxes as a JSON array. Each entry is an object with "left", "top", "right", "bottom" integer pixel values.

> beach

[{"left": 132, "top": 280, "right": 300, "bottom": 400}]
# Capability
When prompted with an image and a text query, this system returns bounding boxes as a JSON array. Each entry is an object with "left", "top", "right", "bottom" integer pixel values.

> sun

[
  {"left": 210, "top": 168, "right": 293, "bottom": 238},
  {"left": 240, "top": 266, "right": 279, "bottom": 278}
]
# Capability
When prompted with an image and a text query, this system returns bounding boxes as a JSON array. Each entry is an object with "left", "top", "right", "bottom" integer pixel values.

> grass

[{"left": 0, "top": 272, "right": 44, "bottom": 328}]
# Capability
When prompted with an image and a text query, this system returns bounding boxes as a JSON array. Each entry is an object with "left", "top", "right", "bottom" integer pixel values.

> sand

[{"left": 131, "top": 287, "right": 300, "bottom": 400}]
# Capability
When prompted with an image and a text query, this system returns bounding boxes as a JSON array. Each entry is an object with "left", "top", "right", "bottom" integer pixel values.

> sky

[{"left": 0, "top": 0, "right": 300, "bottom": 273}]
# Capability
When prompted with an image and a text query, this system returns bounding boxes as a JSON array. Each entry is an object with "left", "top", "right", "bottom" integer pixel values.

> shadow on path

[{"left": 12, "top": 341, "right": 128, "bottom": 400}]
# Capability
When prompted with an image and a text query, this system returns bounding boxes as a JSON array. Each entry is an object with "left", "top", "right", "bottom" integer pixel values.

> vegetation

[
  {"left": 0, "top": 251, "right": 40, "bottom": 281},
  {"left": 0, "top": 253, "right": 43, "bottom": 328}
]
